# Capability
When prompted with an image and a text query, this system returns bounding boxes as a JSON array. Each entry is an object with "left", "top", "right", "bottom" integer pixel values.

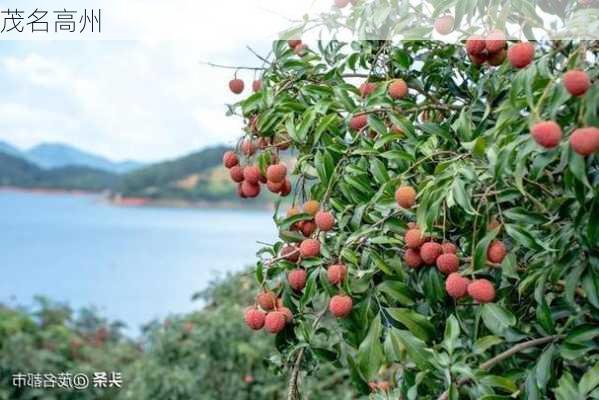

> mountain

[
  {"left": 26, "top": 143, "right": 143, "bottom": 174},
  {"left": 0, "top": 140, "right": 22, "bottom": 158},
  {"left": 0, "top": 152, "right": 119, "bottom": 191}
]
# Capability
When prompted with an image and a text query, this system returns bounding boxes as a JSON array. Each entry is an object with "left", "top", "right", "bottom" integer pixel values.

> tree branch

[
  {"left": 287, "top": 347, "right": 305, "bottom": 400},
  {"left": 200, "top": 61, "right": 267, "bottom": 71}
]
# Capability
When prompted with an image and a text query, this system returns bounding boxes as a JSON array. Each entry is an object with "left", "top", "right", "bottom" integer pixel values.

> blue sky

[{"left": 0, "top": 0, "right": 323, "bottom": 162}]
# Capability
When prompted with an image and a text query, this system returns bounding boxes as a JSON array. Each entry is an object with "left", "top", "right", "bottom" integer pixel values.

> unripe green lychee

[
  {"left": 395, "top": 185, "right": 416, "bottom": 208},
  {"left": 507, "top": 42, "right": 535, "bottom": 68},
  {"left": 420, "top": 242, "right": 443, "bottom": 265},
  {"left": 405, "top": 228, "right": 424, "bottom": 249},
  {"left": 404, "top": 248, "right": 423, "bottom": 269},
  {"left": 570, "top": 127, "right": 599, "bottom": 156},
  {"left": 223, "top": 151, "right": 239, "bottom": 168},
  {"left": 563, "top": 70, "right": 590, "bottom": 96},
  {"left": 300, "top": 239, "right": 320, "bottom": 258},
  {"left": 264, "top": 311, "right": 287, "bottom": 333},
  {"left": 327, "top": 264, "right": 347, "bottom": 285},
  {"left": 436, "top": 253, "right": 460, "bottom": 274},
  {"left": 288, "top": 269, "right": 307, "bottom": 291},
  {"left": 467, "top": 279, "right": 496, "bottom": 303},
  {"left": 256, "top": 291, "right": 277, "bottom": 310},
  {"left": 445, "top": 273, "right": 470, "bottom": 299},
  {"left": 244, "top": 307, "right": 266, "bottom": 330},
  {"left": 329, "top": 295, "right": 353, "bottom": 318},
  {"left": 388, "top": 79, "right": 408, "bottom": 99},
  {"left": 487, "top": 240, "right": 507, "bottom": 264},
  {"left": 315, "top": 211, "right": 335, "bottom": 231},
  {"left": 531, "top": 121, "right": 562, "bottom": 149}
]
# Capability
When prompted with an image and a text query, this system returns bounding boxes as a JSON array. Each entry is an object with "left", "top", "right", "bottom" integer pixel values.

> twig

[
  {"left": 287, "top": 348, "right": 304, "bottom": 400},
  {"left": 201, "top": 61, "right": 266, "bottom": 71}
]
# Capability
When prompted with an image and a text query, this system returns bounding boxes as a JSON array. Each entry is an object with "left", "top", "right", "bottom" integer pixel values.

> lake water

[{"left": 0, "top": 191, "right": 276, "bottom": 335}]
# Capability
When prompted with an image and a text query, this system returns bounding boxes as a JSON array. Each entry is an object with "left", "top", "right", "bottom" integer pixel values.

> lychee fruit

[
  {"left": 264, "top": 311, "right": 287, "bottom": 333},
  {"left": 335, "top": 0, "right": 350, "bottom": 8},
  {"left": 241, "top": 139, "right": 256, "bottom": 156},
  {"left": 404, "top": 248, "right": 423, "bottom": 269},
  {"left": 436, "top": 253, "right": 460, "bottom": 274},
  {"left": 266, "top": 163, "right": 287, "bottom": 183},
  {"left": 420, "top": 242, "right": 443, "bottom": 265},
  {"left": 279, "top": 306, "right": 293, "bottom": 323},
  {"left": 279, "top": 179, "right": 292, "bottom": 196},
  {"left": 252, "top": 79, "right": 262, "bottom": 92},
  {"left": 434, "top": 15, "right": 454, "bottom": 35},
  {"left": 350, "top": 113, "right": 368, "bottom": 131},
  {"left": 267, "top": 180, "right": 284, "bottom": 193},
  {"left": 395, "top": 185, "right": 416, "bottom": 208},
  {"left": 466, "top": 35, "right": 486, "bottom": 55},
  {"left": 301, "top": 220, "right": 317, "bottom": 237},
  {"left": 303, "top": 200, "right": 320, "bottom": 216},
  {"left": 485, "top": 30, "right": 506, "bottom": 53},
  {"left": 288, "top": 39, "right": 302, "bottom": 49},
  {"left": 237, "top": 183, "right": 246, "bottom": 198},
  {"left": 230, "top": 165, "right": 245, "bottom": 183},
  {"left": 241, "top": 181, "right": 260, "bottom": 198},
  {"left": 487, "top": 240, "right": 507, "bottom": 264},
  {"left": 223, "top": 151, "right": 238, "bottom": 168},
  {"left": 404, "top": 228, "right": 424, "bottom": 249},
  {"left": 281, "top": 244, "right": 299, "bottom": 262},
  {"left": 445, "top": 273, "right": 470, "bottom": 299},
  {"left": 487, "top": 49, "right": 506, "bottom": 66},
  {"left": 441, "top": 242, "right": 457, "bottom": 254},
  {"left": 467, "top": 279, "right": 496, "bottom": 303},
  {"left": 507, "top": 42, "right": 535, "bottom": 68},
  {"left": 256, "top": 291, "right": 277, "bottom": 310},
  {"left": 244, "top": 307, "right": 266, "bottom": 330},
  {"left": 288, "top": 269, "right": 307, "bottom": 291},
  {"left": 359, "top": 81, "right": 376, "bottom": 97},
  {"left": 315, "top": 211, "right": 335, "bottom": 231},
  {"left": 388, "top": 79, "right": 408, "bottom": 99},
  {"left": 329, "top": 295, "right": 353, "bottom": 318},
  {"left": 570, "top": 127, "right": 599, "bottom": 156},
  {"left": 287, "top": 207, "right": 300, "bottom": 218},
  {"left": 531, "top": 121, "right": 562, "bottom": 149},
  {"left": 469, "top": 52, "right": 489, "bottom": 65},
  {"left": 229, "top": 78, "right": 244, "bottom": 94},
  {"left": 563, "top": 70, "right": 591, "bottom": 97},
  {"left": 243, "top": 165, "right": 261, "bottom": 185},
  {"left": 294, "top": 43, "right": 308, "bottom": 56},
  {"left": 327, "top": 264, "right": 347, "bottom": 285},
  {"left": 300, "top": 239, "right": 320, "bottom": 258}
]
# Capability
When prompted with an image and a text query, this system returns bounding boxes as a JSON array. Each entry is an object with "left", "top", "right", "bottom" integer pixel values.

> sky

[{"left": 0, "top": 0, "right": 328, "bottom": 163}]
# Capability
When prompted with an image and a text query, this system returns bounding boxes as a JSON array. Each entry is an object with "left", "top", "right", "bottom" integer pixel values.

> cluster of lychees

[
  {"left": 349, "top": 78, "right": 409, "bottom": 133},
  {"left": 396, "top": 184, "right": 506, "bottom": 304},
  {"left": 244, "top": 292, "right": 294, "bottom": 334}
]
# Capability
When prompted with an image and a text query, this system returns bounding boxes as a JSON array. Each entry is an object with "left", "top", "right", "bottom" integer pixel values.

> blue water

[{"left": 0, "top": 191, "right": 276, "bottom": 334}]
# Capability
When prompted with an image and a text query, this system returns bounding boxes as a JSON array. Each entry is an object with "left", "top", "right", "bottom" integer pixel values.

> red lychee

[
  {"left": 420, "top": 242, "right": 443, "bottom": 265},
  {"left": 487, "top": 240, "right": 507, "bottom": 264},
  {"left": 436, "top": 253, "right": 460, "bottom": 274},
  {"left": 563, "top": 69, "right": 590, "bottom": 97},
  {"left": 287, "top": 39, "right": 301, "bottom": 49},
  {"left": 507, "top": 42, "right": 535, "bottom": 68},
  {"left": 395, "top": 185, "right": 416, "bottom": 208},
  {"left": 243, "top": 165, "right": 261, "bottom": 185},
  {"left": 315, "top": 211, "right": 335, "bottom": 231},
  {"left": 335, "top": 0, "right": 350, "bottom": 8},
  {"left": 301, "top": 220, "right": 317, "bottom": 237},
  {"left": 388, "top": 79, "right": 408, "bottom": 99},
  {"left": 404, "top": 248, "right": 423, "bottom": 269},
  {"left": 329, "top": 295, "right": 353, "bottom": 318},
  {"left": 303, "top": 200, "right": 320, "bottom": 216},
  {"left": 350, "top": 113, "right": 368, "bottom": 131},
  {"left": 244, "top": 307, "right": 266, "bottom": 330},
  {"left": 229, "top": 165, "right": 245, "bottom": 183},
  {"left": 294, "top": 43, "right": 308, "bottom": 56},
  {"left": 264, "top": 311, "right": 287, "bottom": 333},
  {"left": 300, "top": 239, "right": 320, "bottom": 258},
  {"left": 531, "top": 121, "right": 562, "bottom": 149},
  {"left": 404, "top": 228, "right": 424, "bottom": 249},
  {"left": 281, "top": 244, "right": 299, "bottom": 262},
  {"left": 252, "top": 79, "right": 262, "bottom": 92},
  {"left": 445, "top": 273, "right": 470, "bottom": 299},
  {"left": 241, "top": 139, "right": 256, "bottom": 156},
  {"left": 487, "top": 49, "right": 506, "bottom": 66},
  {"left": 279, "top": 306, "right": 293, "bottom": 323},
  {"left": 327, "top": 264, "right": 347, "bottom": 285},
  {"left": 229, "top": 78, "right": 244, "bottom": 94},
  {"left": 241, "top": 181, "right": 260, "bottom": 198},
  {"left": 279, "top": 179, "right": 292, "bottom": 196},
  {"left": 288, "top": 269, "right": 307, "bottom": 291},
  {"left": 434, "top": 15, "right": 454, "bottom": 35},
  {"left": 223, "top": 151, "right": 239, "bottom": 168},
  {"left": 359, "top": 81, "right": 376, "bottom": 97},
  {"left": 441, "top": 242, "right": 457, "bottom": 254},
  {"left": 266, "top": 163, "right": 287, "bottom": 183},
  {"left": 469, "top": 52, "right": 489, "bottom": 65},
  {"left": 485, "top": 30, "right": 506, "bottom": 53},
  {"left": 237, "top": 183, "right": 246, "bottom": 198},
  {"left": 256, "top": 291, "right": 277, "bottom": 310},
  {"left": 267, "top": 180, "right": 284, "bottom": 193},
  {"left": 467, "top": 279, "right": 496, "bottom": 303},
  {"left": 466, "top": 35, "right": 486, "bottom": 55},
  {"left": 570, "top": 127, "right": 599, "bottom": 156}
]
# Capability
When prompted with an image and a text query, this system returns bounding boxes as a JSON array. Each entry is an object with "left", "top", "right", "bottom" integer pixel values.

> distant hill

[
  {"left": 0, "top": 140, "right": 22, "bottom": 158},
  {"left": 0, "top": 152, "right": 119, "bottom": 191},
  {"left": 26, "top": 143, "right": 144, "bottom": 174}
]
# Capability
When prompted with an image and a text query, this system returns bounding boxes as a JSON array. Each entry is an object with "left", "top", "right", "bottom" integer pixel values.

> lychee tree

[{"left": 221, "top": 36, "right": 598, "bottom": 399}]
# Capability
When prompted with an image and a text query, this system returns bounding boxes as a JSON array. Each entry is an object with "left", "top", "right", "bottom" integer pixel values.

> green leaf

[
  {"left": 442, "top": 315, "right": 460, "bottom": 355},
  {"left": 386, "top": 308, "right": 434, "bottom": 342},
  {"left": 357, "top": 314, "right": 384, "bottom": 380},
  {"left": 473, "top": 335, "right": 503, "bottom": 354},
  {"left": 535, "top": 345, "right": 554, "bottom": 390},
  {"left": 389, "top": 328, "right": 433, "bottom": 370},
  {"left": 580, "top": 362, "right": 599, "bottom": 396},
  {"left": 473, "top": 227, "right": 500, "bottom": 270},
  {"left": 554, "top": 372, "right": 580, "bottom": 400},
  {"left": 481, "top": 304, "right": 516, "bottom": 337}
]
